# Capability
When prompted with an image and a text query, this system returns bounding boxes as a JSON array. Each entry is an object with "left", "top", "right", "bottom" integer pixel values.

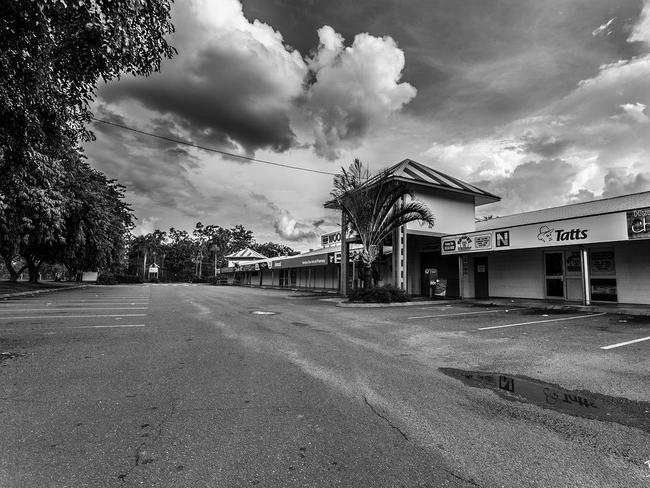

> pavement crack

[
  {"left": 117, "top": 399, "right": 179, "bottom": 483},
  {"left": 362, "top": 395, "right": 409, "bottom": 441}
]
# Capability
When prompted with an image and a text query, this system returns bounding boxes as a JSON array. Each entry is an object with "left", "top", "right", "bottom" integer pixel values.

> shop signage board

[
  {"left": 627, "top": 207, "right": 650, "bottom": 239},
  {"left": 441, "top": 212, "right": 630, "bottom": 255},
  {"left": 272, "top": 253, "right": 335, "bottom": 269},
  {"left": 320, "top": 230, "right": 358, "bottom": 247}
]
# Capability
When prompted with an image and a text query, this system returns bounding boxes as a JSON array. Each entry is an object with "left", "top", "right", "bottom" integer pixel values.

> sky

[{"left": 84, "top": 0, "right": 650, "bottom": 251}]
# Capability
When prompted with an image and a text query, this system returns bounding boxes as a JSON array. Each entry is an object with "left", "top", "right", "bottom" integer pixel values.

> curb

[
  {"left": 0, "top": 285, "right": 87, "bottom": 299},
  {"left": 336, "top": 299, "right": 458, "bottom": 308}
]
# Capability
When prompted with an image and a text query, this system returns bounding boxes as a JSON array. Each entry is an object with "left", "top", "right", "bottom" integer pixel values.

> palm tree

[{"left": 330, "top": 159, "right": 435, "bottom": 289}]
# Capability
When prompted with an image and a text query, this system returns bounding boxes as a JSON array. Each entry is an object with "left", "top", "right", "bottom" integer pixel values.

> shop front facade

[{"left": 441, "top": 194, "right": 650, "bottom": 305}]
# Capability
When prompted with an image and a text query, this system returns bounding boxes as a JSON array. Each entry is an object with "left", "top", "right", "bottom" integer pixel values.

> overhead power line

[{"left": 90, "top": 117, "right": 336, "bottom": 176}]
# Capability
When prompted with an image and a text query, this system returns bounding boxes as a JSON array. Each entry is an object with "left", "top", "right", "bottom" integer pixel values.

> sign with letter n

[{"left": 495, "top": 230, "right": 510, "bottom": 248}]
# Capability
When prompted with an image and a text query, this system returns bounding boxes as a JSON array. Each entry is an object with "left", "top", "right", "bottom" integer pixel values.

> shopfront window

[{"left": 589, "top": 249, "right": 617, "bottom": 302}]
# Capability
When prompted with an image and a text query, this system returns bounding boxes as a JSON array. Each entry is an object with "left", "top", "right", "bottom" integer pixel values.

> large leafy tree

[
  {"left": 1, "top": 1, "right": 175, "bottom": 281},
  {"left": 1, "top": 154, "right": 134, "bottom": 282},
  {"left": 330, "top": 159, "right": 436, "bottom": 289},
  {"left": 251, "top": 242, "right": 298, "bottom": 258}
]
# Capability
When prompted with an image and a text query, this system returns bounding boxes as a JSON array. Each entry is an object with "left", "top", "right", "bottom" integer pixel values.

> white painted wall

[
  {"left": 406, "top": 191, "right": 476, "bottom": 235},
  {"left": 615, "top": 241, "right": 650, "bottom": 304},
  {"left": 488, "top": 250, "right": 545, "bottom": 298}
]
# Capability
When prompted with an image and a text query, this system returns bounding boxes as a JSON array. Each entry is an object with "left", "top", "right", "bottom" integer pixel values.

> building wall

[
  {"left": 615, "top": 240, "right": 650, "bottom": 304},
  {"left": 406, "top": 191, "right": 475, "bottom": 235},
  {"left": 487, "top": 249, "right": 545, "bottom": 299}
]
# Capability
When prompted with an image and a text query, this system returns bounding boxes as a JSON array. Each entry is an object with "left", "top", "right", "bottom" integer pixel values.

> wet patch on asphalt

[
  {"left": 291, "top": 322, "right": 309, "bottom": 327},
  {"left": 440, "top": 367, "right": 650, "bottom": 432}
]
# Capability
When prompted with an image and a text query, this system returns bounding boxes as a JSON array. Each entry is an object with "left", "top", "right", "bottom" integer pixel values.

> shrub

[
  {"left": 96, "top": 273, "right": 117, "bottom": 285},
  {"left": 348, "top": 284, "right": 410, "bottom": 303}
]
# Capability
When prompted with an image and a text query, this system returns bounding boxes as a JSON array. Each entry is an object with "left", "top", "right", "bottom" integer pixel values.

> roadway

[{"left": 0, "top": 285, "right": 648, "bottom": 487}]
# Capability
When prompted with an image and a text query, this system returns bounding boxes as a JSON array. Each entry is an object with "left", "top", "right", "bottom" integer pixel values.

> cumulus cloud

[
  {"left": 303, "top": 26, "right": 417, "bottom": 159},
  {"left": 629, "top": 0, "right": 650, "bottom": 44},
  {"left": 619, "top": 102, "right": 649, "bottom": 123},
  {"left": 602, "top": 168, "right": 650, "bottom": 197},
  {"left": 274, "top": 209, "right": 320, "bottom": 241},
  {"left": 97, "top": 0, "right": 415, "bottom": 160}
]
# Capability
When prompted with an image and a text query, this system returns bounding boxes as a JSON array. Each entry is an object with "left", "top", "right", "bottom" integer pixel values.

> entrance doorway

[
  {"left": 474, "top": 256, "right": 489, "bottom": 298},
  {"left": 544, "top": 252, "right": 564, "bottom": 298}
]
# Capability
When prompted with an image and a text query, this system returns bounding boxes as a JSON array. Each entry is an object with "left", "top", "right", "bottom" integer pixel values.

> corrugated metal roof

[
  {"left": 385, "top": 159, "right": 500, "bottom": 206},
  {"left": 224, "top": 248, "right": 268, "bottom": 260},
  {"left": 476, "top": 191, "right": 650, "bottom": 231},
  {"left": 325, "top": 158, "right": 500, "bottom": 208}
]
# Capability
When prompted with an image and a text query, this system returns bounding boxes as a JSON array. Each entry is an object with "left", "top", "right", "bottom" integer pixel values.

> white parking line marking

[
  {"left": 0, "top": 307, "right": 148, "bottom": 312},
  {"left": 408, "top": 309, "right": 518, "bottom": 320},
  {"left": 69, "top": 324, "right": 146, "bottom": 329},
  {"left": 601, "top": 336, "right": 650, "bottom": 350},
  {"left": 478, "top": 312, "right": 607, "bottom": 330},
  {"left": 0, "top": 324, "right": 146, "bottom": 331},
  {"left": 0, "top": 314, "right": 147, "bottom": 320}
]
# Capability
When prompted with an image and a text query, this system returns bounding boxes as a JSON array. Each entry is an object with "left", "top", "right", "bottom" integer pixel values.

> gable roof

[
  {"left": 224, "top": 248, "right": 268, "bottom": 260},
  {"left": 476, "top": 191, "right": 650, "bottom": 231},
  {"left": 324, "top": 158, "right": 500, "bottom": 209},
  {"left": 384, "top": 159, "right": 500, "bottom": 206}
]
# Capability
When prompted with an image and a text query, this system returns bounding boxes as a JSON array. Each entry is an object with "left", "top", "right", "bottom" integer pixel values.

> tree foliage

[
  {"left": 330, "top": 159, "right": 435, "bottom": 288},
  {"left": 126, "top": 223, "right": 297, "bottom": 282},
  {"left": 0, "top": 1, "right": 175, "bottom": 282}
]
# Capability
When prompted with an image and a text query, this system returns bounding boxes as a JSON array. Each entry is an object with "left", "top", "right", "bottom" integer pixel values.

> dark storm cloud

[
  {"left": 517, "top": 133, "right": 574, "bottom": 158},
  {"left": 87, "top": 106, "right": 217, "bottom": 218},
  {"left": 244, "top": 0, "right": 647, "bottom": 137},
  {"left": 99, "top": 45, "right": 297, "bottom": 154},
  {"left": 474, "top": 159, "right": 579, "bottom": 216}
]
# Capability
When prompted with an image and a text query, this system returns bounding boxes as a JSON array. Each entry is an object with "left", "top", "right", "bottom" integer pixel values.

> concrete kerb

[
  {"left": 334, "top": 297, "right": 650, "bottom": 315},
  {"left": 0, "top": 284, "right": 87, "bottom": 300},
  {"left": 336, "top": 299, "right": 458, "bottom": 308}
]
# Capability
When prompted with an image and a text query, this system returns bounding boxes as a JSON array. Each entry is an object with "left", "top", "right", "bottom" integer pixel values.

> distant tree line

[
  {"left": 0, "top": 1, "right": 175, "bottom": 282},
  {"left": 125, "top": 222, "right": 299, "bottom": 282}
]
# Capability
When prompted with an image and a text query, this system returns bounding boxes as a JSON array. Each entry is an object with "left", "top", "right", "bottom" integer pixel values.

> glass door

[{"left": 544, "top": 252, "right": 565, "bottom": 299}]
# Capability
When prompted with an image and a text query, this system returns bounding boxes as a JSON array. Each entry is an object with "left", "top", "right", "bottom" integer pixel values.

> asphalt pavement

[{"left": 0, "top": 284, "right": 648, "bottom": 487}]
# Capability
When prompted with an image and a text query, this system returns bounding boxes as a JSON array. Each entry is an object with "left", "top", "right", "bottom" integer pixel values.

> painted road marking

[
  {"left": 408, "top": 309, "right": 520, "bottom": 320},
  {"left": 69, "top": 324, "right": 146, "bottom": 329},
  {"left": 0, "top": 324, "right": 146, "bottom": 331},
  {"left": 477, "top": 312, "right": 607, "bottom": 330},
  {"left": 0, "top": 314, "right": 147, "bottom": 320},
  {"left": 601, "top": 336, "right": 650, "bottom": 350},
  {"left": 0, "top": 307, "right": 148, "bottom": 312}
]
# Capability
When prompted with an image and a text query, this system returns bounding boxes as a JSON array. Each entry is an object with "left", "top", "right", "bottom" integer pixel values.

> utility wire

[{"left": 90, "top": 116, "right": 336, "bottom": 176}]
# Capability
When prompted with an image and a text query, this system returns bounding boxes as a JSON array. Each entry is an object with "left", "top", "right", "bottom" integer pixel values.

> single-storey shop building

[{"left": 218, "top": 159, "right": 650, "bottom": 305}]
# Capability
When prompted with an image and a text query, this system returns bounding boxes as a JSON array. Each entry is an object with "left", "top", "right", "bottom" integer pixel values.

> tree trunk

[
  {"left": 363, "top": 265, "right": 373, "bottom": 289},
  {"left": 2, "top": 255, "right": 21, "bottom": 282},
  {"left": 26, "top": 256, "right": 40, "bottom": 283}
]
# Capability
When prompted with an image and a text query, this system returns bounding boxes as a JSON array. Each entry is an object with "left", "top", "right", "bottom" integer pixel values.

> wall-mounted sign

[
  {"left": 495, "top": 231, "right": 510, "bottom": 247},
  {"left": 627, "top": 207, "right": 650, "bottom": 239},
  {"left": 320, "top": 230, "right": 358, "bottom": 247},
  {"left": 441, "top": 212, "right": 630, "bottom": 255}
]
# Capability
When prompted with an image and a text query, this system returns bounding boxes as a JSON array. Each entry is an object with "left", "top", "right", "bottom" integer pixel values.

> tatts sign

[{"left": 441, "top": 212, "right": 631, "bottom": 255}]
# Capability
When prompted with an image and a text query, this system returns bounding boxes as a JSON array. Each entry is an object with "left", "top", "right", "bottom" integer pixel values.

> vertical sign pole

[{"left": 340, "top": 211, "right": 348, "bottom": 296}]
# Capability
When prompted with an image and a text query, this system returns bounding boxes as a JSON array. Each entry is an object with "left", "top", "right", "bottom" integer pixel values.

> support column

[
  {"left": 340, "top": 211, "right": 349, "bottom": 296},
  {"left": 581, "top": 247, "right": 591, "bottom": 306},
  {"left": 458, "top": 255, "right": 464, "bottom": 300}
]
